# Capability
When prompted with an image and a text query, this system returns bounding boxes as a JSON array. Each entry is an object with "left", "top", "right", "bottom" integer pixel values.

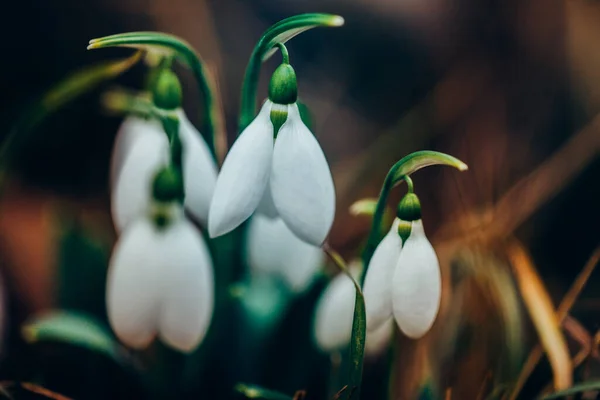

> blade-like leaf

[
  {"left": 22, "top": 311, "right": 122, "bottom": 361},
  {"left": 234, "top": 383, "right": 294, "bottom": 400},
  {"left": 507, "top": 241, "right": 572, "bottom": 392},
  {"left": 88, "top": 31, "right": 225, "bottom": 160},
  {"left": 239, "top": 13, "right": 344, "bottom": 130},
  {"left": 540, "top": 380, "right": 600, "bottom": 399},
  {"left": 361, "top": 151, "right": 468, "bottom": 284},
  {"left": 323, "top": 245, "right": 366, "bottom": 400},
  {"left": 0, "top": 52, "right": 141, "bottom": 173}
]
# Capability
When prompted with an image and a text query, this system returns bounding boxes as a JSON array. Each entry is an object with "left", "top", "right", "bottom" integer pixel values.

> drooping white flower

[
  {"left": 363, "top": 218, "right": 441, "bottom": 339},
  {"left": 363, "top": 218, "right": 403, "bottom": 331},
  {"left": 106, "top": 205, "right": 214, "bottom": 352},
  {"left": 247, "top": 214, "right": 323, "bottom": 293},
  {"left": 209, "top": 101, "right": 335, "bottom": 246},
  {"left": 313, "top": 263, "right": 392, "bottom": 355},
  {"left": 392, "top": 219, "right": 441, "bottom": 339},
  {"left": 110, "top": 111, "right": 217, "bottom": 232}
]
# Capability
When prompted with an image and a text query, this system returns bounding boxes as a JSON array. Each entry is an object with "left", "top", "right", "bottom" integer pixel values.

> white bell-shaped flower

[
  {"left": 209, "top": 101, "right": 335, "bottom": 246},
  {"left": 110, "top": 111, "right": 217, "bottom": 232},
  {"left": 246, "top": 214, "right": 323, "bottom": 294},
  {"left": 106, "top": 205, "right": 214, "bottom": 352},
  {"left": 313, "top": 263, "right": 392, "bottom": 355},
  {"left": 363, "top": 217, "right": 441, "bottom": 339},
  {"left": 392, "top": 219, "right": 441, "bottom": 339},
  {"left": 362, "top": 218, "right": 403, "bottom": 331}
]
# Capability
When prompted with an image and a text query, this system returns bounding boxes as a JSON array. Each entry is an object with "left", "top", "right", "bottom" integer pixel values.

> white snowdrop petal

[
  {"left": 111, "top": 129, "right": 169, "bottom": 233},
  {"left": 158, "top": 219, "right": 214, "bottom": 352},
  {"left": 208, "top": 101, "right": 274, "bottom": 238},
  {"left": 313, "top": 272, "right": 356, "bottom": 352},
  {"left": 178, "top": 110, "right": 218, "bottom": 227},
  {"left": 392, "top": 220, "right": 441, "bottom": 339},
  {"left": 270, "top": 104, "right": 335, "bottom": 246},
  {"left": 110, "top": 116, "right": 164, "bottom": 187},
  {"left": 363, "top": 219, "right": 403, "bottom": 331},
  {"left": 365, "top": 320, "right": 393, "bottom": 356},
  {"left": 106, "top": 219, "right": 164, "bottom": 349},
  {"left": 247, "top": 215, "right": 323, "bottom": 293}
]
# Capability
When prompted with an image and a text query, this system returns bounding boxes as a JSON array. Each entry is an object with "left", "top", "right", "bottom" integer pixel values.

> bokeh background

[{"left": 0, "top": 0, "right": 598, "bottom": 399}]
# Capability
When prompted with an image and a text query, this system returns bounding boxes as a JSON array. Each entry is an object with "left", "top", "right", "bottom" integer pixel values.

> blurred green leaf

[
  {"left": 540, "top": 380, "right": 600, "bottom": 399},
  {"left": 349, "top": 198, "right": 379, "bottom": 217},
  {"left": 235, "top": 383, "right": 294, "bottom": 399},
  {"left": 22, "top": 311, "right": 122, "bottom": 361},
  {"left": 239, "top": 13, "right": 344, "bottom": 130},
  {"left": 56, "top": 220, "right": 110, "bottom": 321},
  {"left": 0, "top": 52, "right": 141, "bottom": 173}
]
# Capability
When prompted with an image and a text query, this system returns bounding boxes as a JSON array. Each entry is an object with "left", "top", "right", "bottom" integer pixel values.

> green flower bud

[
  {"left": 268, "top": 63, "right": 298, "bottom": 105},
  {"left": 397, "top": 219, "right": 412, "bottom": 243},
  {"left": 270, "top": 103, "right": 288, "bottom": 138},
  {"left": 152, "top": 166, "right": 184, "bottom": 204},
  {"left": 152, "top": 69, "right": 182, "bottom": 110},
  {"left": 396, "top": 192, "right": 422, "bottom": 221}
]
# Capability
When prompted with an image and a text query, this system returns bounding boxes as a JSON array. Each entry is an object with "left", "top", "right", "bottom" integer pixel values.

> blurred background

[{"left": 0, "top": 0, "right": 598, "bottom": 399}]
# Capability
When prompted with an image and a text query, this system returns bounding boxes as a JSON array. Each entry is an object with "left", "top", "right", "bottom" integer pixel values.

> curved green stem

[
  {"left": 88, "top": 32, "right": 224, "bottom": 161},
  {"left": 275, "top": 43, "right": 290, "bottom": 64},
  {"left": 404, "top": 175, "right": 414, "bottom": 193},
  {"left": 238, "top": 13, "right": 344, "bottom": 131},
  {"left": 359, "top": 150, "right": 468, "bottom": 285}
]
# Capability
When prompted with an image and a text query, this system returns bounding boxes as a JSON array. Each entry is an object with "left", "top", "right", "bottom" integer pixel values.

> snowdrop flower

[
  {"left": 363, "top": 193, "right": 441, "bottom": 339},
  {"left": 107, "top": 167, "right": 215, "bottom": 352},
  {"left": 209, "top": 60, "right": 335, "bottom": 246},
  {"left": 313, "top": 262, "right": 392, "bottom": 355},
  {"left": 246, "top": 214, "right": 324, "bottom": 294},
  {"left": 110, "top": 69, "right": 217, "bottom": 233}
]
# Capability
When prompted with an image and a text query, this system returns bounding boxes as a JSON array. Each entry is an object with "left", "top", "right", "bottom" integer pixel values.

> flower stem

[{"left": 275, "top": 42, "right": 290, "bottom": 64}]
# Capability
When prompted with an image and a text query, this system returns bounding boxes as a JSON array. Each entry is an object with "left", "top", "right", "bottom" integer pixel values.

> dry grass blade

[
  {"left": 508, "top": 247, "right": 599, "bottom": 399},
  {"left": 0, "top": 382, "right": 72, "bottom": 400},
  {"left": 506, "top": 241, "right": 572, "bottom": 394}
]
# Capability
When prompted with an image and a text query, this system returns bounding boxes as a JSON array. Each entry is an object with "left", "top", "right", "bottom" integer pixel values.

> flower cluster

[{"left": 106, "top": 68, "right": 216, "bottom": 352}]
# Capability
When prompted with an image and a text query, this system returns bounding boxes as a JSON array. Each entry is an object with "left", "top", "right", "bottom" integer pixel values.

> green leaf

[
  {"left": 323, "top": 246, "right": 366, "bottom": 400},
  {"left": 22, "top": 311, "right": 122, "bottom": 361},
  {"left": 346, "top": 290, "right": 367, "bottom": 399},
  {"left": 0, "top": 52, "right": 141, "bottom": 173},
  {"left": 88, "top": 31, "right": 224, "bottom": 160},
  {"left": 234, "top": 383, "right": 294, "bottom": 400},
  {"left": 540, "top": 380, "right": 600, "bottom": 399},
  {"left": 360, "top": 151, "right": 468, "bottom": 285},
  {"left": 56, "top": 218, "right": 110, "bottom": 321},
  {"left": 239, "top": 13, "right": 344, "bottom": 130}
]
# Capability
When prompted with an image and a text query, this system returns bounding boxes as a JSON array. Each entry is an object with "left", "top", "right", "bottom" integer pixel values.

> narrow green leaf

[
  {"left": 234, "top": 383, "right": 294, "bottom": 400},
  {"left": 540, "top": 380, "right": 600, "bottom": 399},
  {"left": 323, "top": 246, "right": 366, "bottom": 400},
  {"left": 347, "top": 291, "right": 367, "bottom": 399},
  {"left": 0, "top": 52, "right": 141, "bottom": 172},
  {"left": 239, "top": 13, "right": 344, "bottom": 130},
  {"left": 88, "top": 31, "right": 224, "bottom": 160},
  {"left": 360, "top": 151, "right": 468, "bottom": 285},
  {"left": 22, "top": 311, "right": 122, "bottom": 361}
]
